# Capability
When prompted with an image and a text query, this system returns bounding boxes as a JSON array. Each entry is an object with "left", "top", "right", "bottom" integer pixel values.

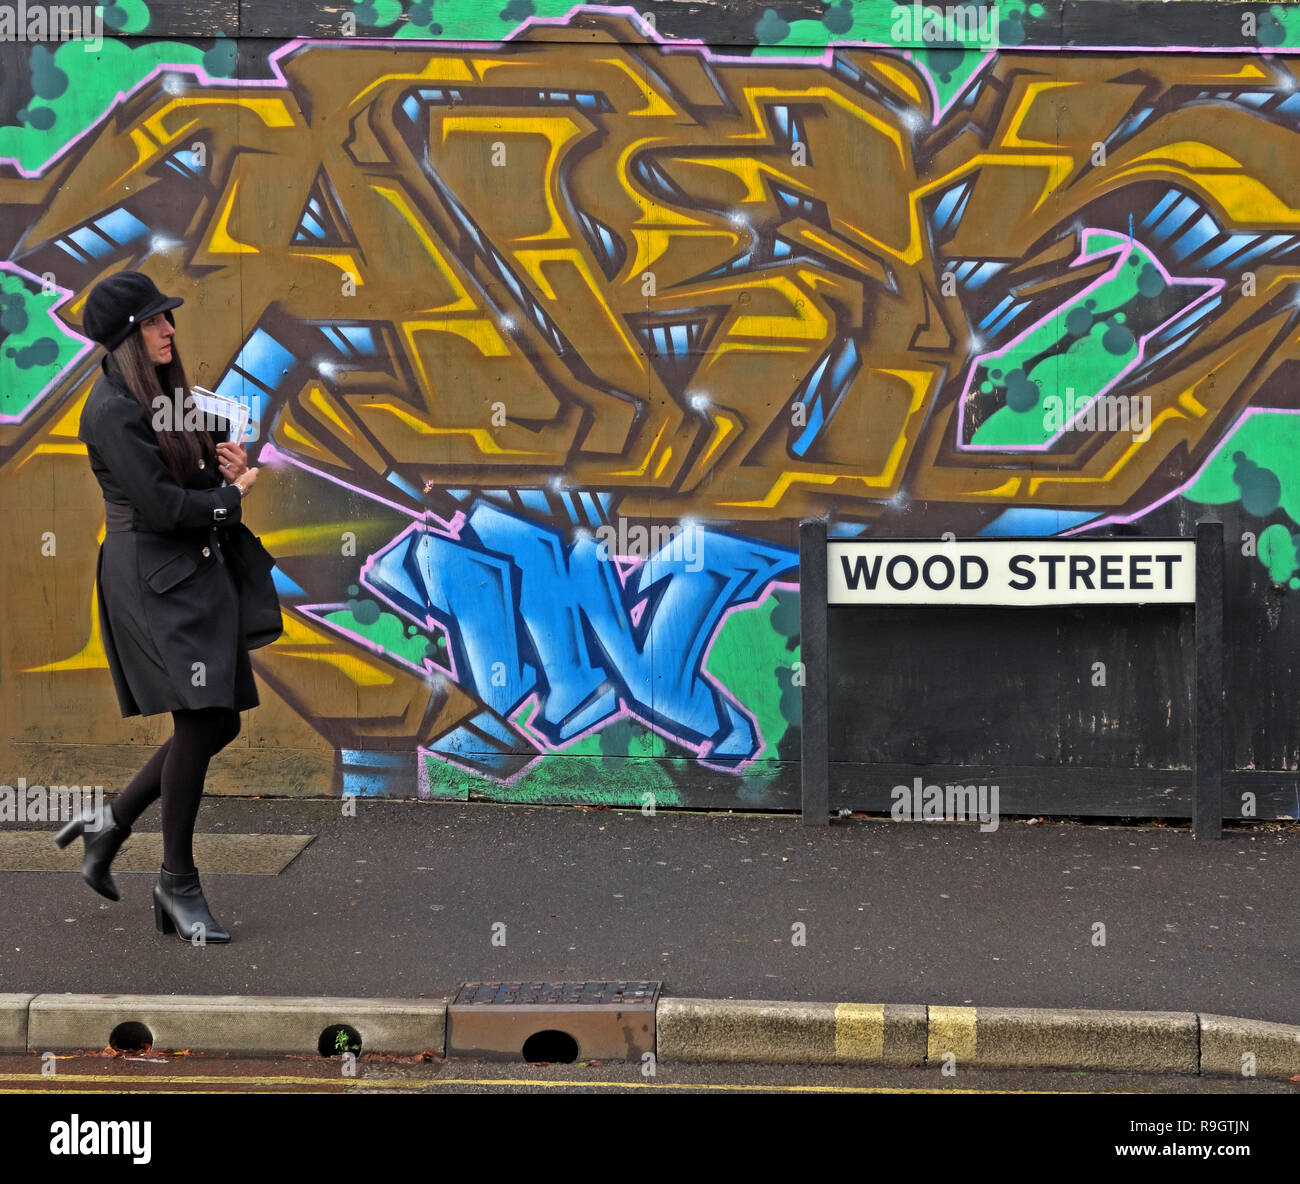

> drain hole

[
  {"left": 319, "top": 1024, "right": 362, "bottom": 1057},
  {"left": 522, "top": 1029, "right": 579, "bottom": 1064},
  {"left": 109, "top": 1021, "right": 153, "bottom": 1053}
]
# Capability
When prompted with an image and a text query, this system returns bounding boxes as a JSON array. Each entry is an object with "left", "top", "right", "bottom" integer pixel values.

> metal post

[
  {"left": 799, "top": 518, "right": 830, "bottom": 825},
  {"left": 1193, "top": 519, "right": 1223, "bottom": 840}
]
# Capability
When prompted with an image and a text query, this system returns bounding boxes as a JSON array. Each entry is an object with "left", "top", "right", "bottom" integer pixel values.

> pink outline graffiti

[
  {"left": 296, "top": 600, "right": 457, "bottom": 684},
  {"left": 8, "top": 8, "right": 1280, "bottom": 790}
]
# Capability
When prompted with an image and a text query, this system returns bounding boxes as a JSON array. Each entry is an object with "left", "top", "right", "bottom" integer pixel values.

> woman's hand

[
  {"left": 216, "top": 441, "right": 248, "bottom": 483},
  {"left": 234, "top": 466, "right": 260, "bottom": 497}
]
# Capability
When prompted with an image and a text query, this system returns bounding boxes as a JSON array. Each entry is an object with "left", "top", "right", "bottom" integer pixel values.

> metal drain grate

[
  {"left": 454, "top": 981, "right": 660, "bottom": 1007},
  {"left": 447, "top": 981, "right": 661, "bottom": 1062}
]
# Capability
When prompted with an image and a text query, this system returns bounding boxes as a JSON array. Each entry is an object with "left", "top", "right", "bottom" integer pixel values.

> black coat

[{"left": 77, "top": 355, "right": 258, "bottom": 718}]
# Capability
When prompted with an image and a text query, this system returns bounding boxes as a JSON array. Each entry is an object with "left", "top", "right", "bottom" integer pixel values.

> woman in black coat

[{"left": 55, "top": 270, "right": 263, "bottom": 945}]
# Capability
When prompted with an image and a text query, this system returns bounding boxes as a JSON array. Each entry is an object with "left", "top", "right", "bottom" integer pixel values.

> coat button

[
  {"left": 202, "top": 546, "right": 211, "bottom": 558},
  {"left": 198, "top": 459, "right": 205, "bottom": 468}
]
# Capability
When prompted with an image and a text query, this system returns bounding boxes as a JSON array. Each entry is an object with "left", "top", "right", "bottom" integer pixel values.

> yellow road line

[
  {"left": 0, "top": 1088, "right": 345, "bottom": 1094},
  {"left": 0, "top": 1073, "right": 395, "bottom": 1086}
]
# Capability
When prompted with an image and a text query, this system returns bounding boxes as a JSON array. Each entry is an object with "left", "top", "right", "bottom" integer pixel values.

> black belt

[
  {"left": 104, "top": 500, "right": 134, "bottom": 532},
  {"left": 103, "top": 502, "right": 220, "bottom": 546}
]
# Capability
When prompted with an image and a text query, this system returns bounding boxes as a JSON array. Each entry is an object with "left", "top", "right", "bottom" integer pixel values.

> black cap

[{"left": 82, "top": 271, "right": 184, "bottom": 351}]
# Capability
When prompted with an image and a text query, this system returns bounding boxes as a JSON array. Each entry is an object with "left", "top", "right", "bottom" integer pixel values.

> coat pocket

[{"left": 143, "top": 551, "right": 199, "bottom": 594}]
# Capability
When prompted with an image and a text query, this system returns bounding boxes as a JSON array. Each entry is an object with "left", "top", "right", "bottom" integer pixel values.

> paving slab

[{"left": 0, "top": 831, "right": 313, "bottom": 873}]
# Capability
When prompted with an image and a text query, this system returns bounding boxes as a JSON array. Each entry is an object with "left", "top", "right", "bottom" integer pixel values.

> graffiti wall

[{"left": 2, "top": 2, "right": 1297, "bottom": 813}]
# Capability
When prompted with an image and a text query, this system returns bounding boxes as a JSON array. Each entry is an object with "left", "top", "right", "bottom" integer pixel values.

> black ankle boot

[
  {"left": 53, "top": 803, "right": 131, "bottom": 902},
  {"left": 153, "top": 866, "right": 230, "bottom": 943}
]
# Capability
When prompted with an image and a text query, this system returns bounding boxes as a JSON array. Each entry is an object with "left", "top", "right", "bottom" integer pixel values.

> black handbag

[{"left": 220, "top": 521, "right": 283, "bottom": 649}]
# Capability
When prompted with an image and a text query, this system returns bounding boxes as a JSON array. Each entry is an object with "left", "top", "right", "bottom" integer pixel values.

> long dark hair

[{"left": 108, "top": 324, "right": 215, "bottom": 484}]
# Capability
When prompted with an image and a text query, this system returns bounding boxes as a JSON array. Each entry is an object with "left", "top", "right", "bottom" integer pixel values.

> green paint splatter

[
  {"left": 1233, "top": 452, "right": 1282, "bottom": 518},
  {"left": 1185, "top": 413, "right": 1300, "bottom": 587},
  {"left": 352, "top": 0, "right": 405, "bottom": 29},
  {"left": 104, "top": 0, "right": 152, "bottom": 35},
  {"left": 755, "top": 9, "right": 795, "bottom": 46},
  {"left": 203, "top": 34, "right": 238, "bottom": 77},
  {"left": 1258, "top": 524, "right": 1300, "bottom": 585},
  {"left": 398, "top": 0, "right": 443, "bottom": 37},
  {"left": 383, "top": 0, "right": 574, "bottom": 39},
  {"left": 1186, "top": 415, "right": 1300, "bottom": 527},
  {"left": 704, "top": 587, "right": 798, "bottom": 799},
  {"left": 970, "top": 234, "right": 1200, "bottom": 448},
  {"left": 824, "top": 1, "right": 854, "bottom": 37},
  {"left": 748, "top": 2, "right": 993, "bottom": 113},
  {"left": 0, "top": 40, "right": 206, "bottom": 172},
  {"left": 0, "top": 273, "right": 85, "bottom": 417},
  {"left": 322, "top": 607, "right": 439, "bottom": 666},
  {"left": 427, "top": 752, "right": 684, "bottom": 807},
  {"left": 421, "top": 758, "right": 469, "bottom": 801}
]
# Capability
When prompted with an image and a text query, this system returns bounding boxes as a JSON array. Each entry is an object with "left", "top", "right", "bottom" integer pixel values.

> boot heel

[
  {"left": 153, "top": 896, "right": 175, "bottom": 935},
  {"left": 53, "top": 818, "right": 84, "bottom": 849},
  {"left": 153, "top": 867, "right": 230, "bottom": 944}
]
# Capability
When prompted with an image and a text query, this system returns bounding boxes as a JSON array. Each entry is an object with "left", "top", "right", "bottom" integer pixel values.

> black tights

[{"left": 111, "top": 707, "right": 241, "bottom": 875}]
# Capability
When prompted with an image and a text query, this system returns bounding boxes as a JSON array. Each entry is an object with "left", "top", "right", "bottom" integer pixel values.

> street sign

[
  {"left": 800, "top": 524, "right": 1223, "bottom": 838},
  {"left": 828, "top": 539, "right": 1197, "bottom": 606}
]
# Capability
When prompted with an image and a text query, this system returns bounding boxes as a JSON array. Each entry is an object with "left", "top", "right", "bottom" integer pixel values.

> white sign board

[{"left": 827, "top": 539, "right": 1196, "bottom": 606}]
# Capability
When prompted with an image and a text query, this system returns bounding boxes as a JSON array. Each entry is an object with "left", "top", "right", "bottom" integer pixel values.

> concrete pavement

[{"left": 1, "top": 797, "right": 1296, "bottom": 1076}]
